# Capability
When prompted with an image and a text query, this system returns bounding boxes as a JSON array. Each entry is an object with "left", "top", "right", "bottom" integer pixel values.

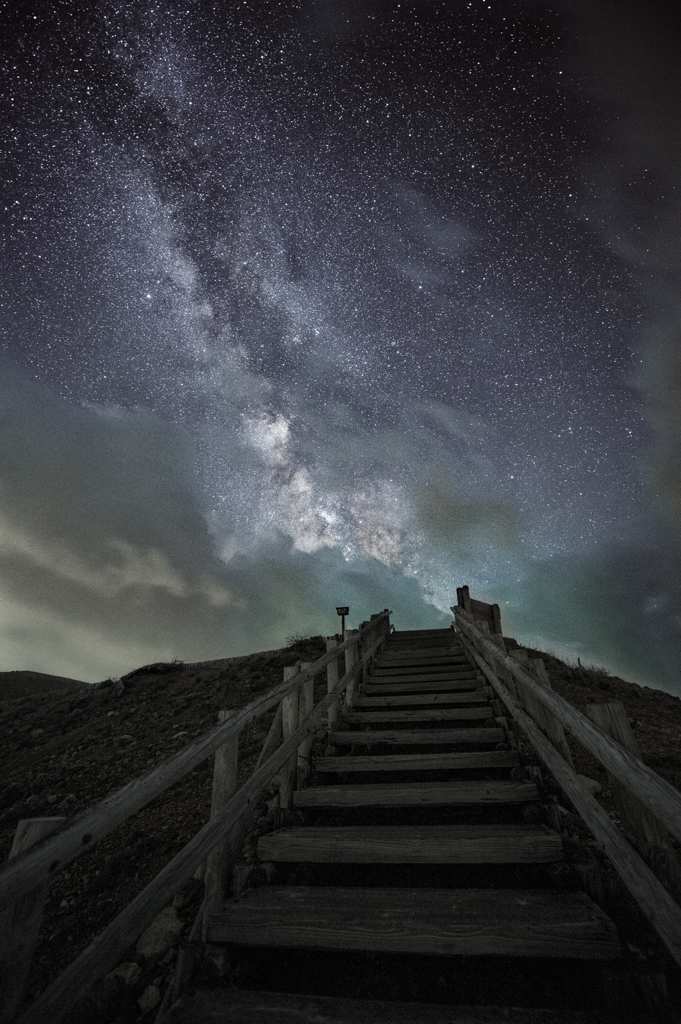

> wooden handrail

[
  {"left": 17, "top": 627, "right": 387, "bottom": 1024},
  {"left": 461, "top": 634, "right": 681, "bottom": 968},
  {"left": 455, "top": 611, "right": 681, "bottom": 846},
  {"left": 0, "top": 612, "right": 390, "bottom": 906}
]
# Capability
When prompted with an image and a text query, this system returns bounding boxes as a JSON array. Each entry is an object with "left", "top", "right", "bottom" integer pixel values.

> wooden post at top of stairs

[
  {"left": 280, "top": 664, "right": 301, "bottom": 810},
  {"left": 344, "top": 629, "right": 360, "bottom": 710}
]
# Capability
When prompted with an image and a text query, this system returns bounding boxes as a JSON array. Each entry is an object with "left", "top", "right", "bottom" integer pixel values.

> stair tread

[
  {"left": 374, "top": 657, "right": 469, "bottom": 668},
  {"left": 330, "top": 728, "right": 504, "bottom": 746},
  {"left": 354, "top": 692, "right": 487, "bottom": 708},
  {"left": 207, "top": 886, "right": 621, "bottom": 959},
  {"left": 369, "top": 672, "right": 478, "bottom": 683},
  {"left": 164, "top": 989, "right": 611, "bottom": 1024},
  {"left": 257, "top": 823, "right": 563, "bottom": 863},
  {"left": 343, "top": 708, "right": 493, "bottom": 723},
  {"left": 292, "top": 779, "right": 537, "bottom": 807},
  {"left": 316, "top": 750, "right": 519, "bottom": 772},
  {"left": 363, "top": 680, "right": 480, "bottom": 694}
]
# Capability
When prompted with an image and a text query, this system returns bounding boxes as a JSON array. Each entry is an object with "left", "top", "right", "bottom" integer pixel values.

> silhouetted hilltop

[{"left": 0, "top": 670, "right": 90, "bottom": 701}]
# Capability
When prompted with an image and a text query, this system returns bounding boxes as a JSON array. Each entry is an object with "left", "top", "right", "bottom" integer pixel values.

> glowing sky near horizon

[{"left": 1, "top": 0, "right": 680, "bottom": 690}]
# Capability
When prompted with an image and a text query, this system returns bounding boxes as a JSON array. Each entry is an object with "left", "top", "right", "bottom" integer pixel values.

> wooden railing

[
  {"left": 0, "top": 610, "right": 391, "bottom": 1023},
  {"left": 453, "top": 601, "right": 681, "bottom": 969}
]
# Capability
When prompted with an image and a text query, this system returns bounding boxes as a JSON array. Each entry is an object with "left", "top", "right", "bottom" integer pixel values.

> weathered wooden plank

[
  {"left": 368, "top": 671, "right": 478, "bottom": 684},
  {"left": 15, "top": 633, "right": 388, "bottom": 1024},
  {"left": 297, "top": 664, "right": 314, "bottom": 787},
  {"left": 353, "top": 691, "right": 487, "bottom": 708},
  {"left": 344, "top": 630, "right": 360, "bottom": 709},
  {"left": 203, "top": 710, "right": 239, "bottom": 919},
  {"left": 315, "top": 749, "right": 520, "bottom": 772},
  {"left": 257, "top": 824, "right": 561, "bottom": 864},
  {"left": 464, "top": 641, "right": 681, "bottom": 970},
  {"left": 586, "top": 702, "right": 681, "bottom": 903},
  {"left": 378, "top": 648, "right": 464, "bottom": 660},
  {"left": 280, "top": 666, "right": 300, "bottom": 810},
  {"left": 455, "top": 612, "right": 681, "bottom": 846},
  {"left": 373, "top": 656, "right": 469, "bottom": 669},
  {"left": 207, "top": 886, "right": 620, "bottom": 959},
  {"left": 363, "top": 679, "right": 479, "bottom": 695},
  {"left": 0, "top": 818, "right": 66, "bottom": 1022},
  {"left": 163, "top": 988, "right": 606, "bottom": 1024},
  {"left": 330, "top": 727, "right": 504, "bottom": 746},
  {"left": 292, "top": 779, "right": 538, "bottom": 808},
  {"left": 343, "top": 707, "right": 493, "bottom": 724},
  {"left": 0, "top": 612, "right": 392, "bottom": 908}
]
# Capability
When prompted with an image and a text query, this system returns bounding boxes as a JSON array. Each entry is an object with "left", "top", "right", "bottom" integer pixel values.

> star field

[{"left": 0, "top": 0, "right": 679, "bottom": 689}]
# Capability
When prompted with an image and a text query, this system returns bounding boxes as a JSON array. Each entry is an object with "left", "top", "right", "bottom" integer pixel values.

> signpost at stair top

[{"left": 336, "top": 606, "right": 349, "bottom": 635}]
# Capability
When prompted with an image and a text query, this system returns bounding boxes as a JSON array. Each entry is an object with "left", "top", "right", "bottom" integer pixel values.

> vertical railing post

[
  {"left": 0, "top": 816, "right": 66, "bottom": 1022},
  {"left": 279, "top": 664, "right": 300, "bottom": 809},
  {"left": 344, "top": 628, "right": 360, "bottom": 709},
  {"left": 203, "top": 709, "right": 239, "bottom": 922},
  {"left": 325, "top": 636, "right": 341, "bottom": 755},
  {"left": 297, "top": 662, "right": 314, "bottom": 788}
]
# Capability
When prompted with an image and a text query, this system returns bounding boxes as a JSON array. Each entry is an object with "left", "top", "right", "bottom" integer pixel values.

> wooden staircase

[{"left": 174, "top": 628, "right": 632, "bottom": 1022}]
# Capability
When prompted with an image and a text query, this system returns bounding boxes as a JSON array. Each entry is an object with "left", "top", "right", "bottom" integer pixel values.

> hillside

[
  {"left": 2, "top": 632, "right": 681, "bottom": 1021},
  {"left": 0, "top": 670, "right": 90, "bottom": 701}
]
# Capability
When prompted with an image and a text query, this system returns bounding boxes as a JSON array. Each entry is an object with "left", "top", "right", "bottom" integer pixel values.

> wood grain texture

[
  {"left": 207, "top": 886, "right": 620, "bottom": 959},
  {"left": 315, "top": 749, "right": 520, "bottom": 772},
  {"left": 373, "top": 656, "right": 469, "bottom": 669},
  {"left": 369, "top": 671, "right": 478, "bottom": 684},
  {"left": 0, "top": 818, "right": 66, "bottom": 1023},
  {"left": 329, "top": 727, "right": 504, "bottom": 746},
  {"left": 163, "top": 988, "right": 610, "bottom": 1024},
  {"left": 455, "top": 612, "right": 681, "bottom": 847},
  {"left": 0, "top": 612, "right": 392, "bottom": 906},
  {"left": 462, "top": 638, "right": 681, "bottom": 969},
  {"left": 353, "top": 691, "right": 487, "bottom": 708},
  {"left": 292, "top": 780, "right": 538, "bottom": 808},
  {"left": 203, "top": 710, "right": 239, "bottom": 917},
  {"left": 256, "top": 824, "right": 562, "bottom": 864},
  {"left": 342, "top": 707, "right": 493, "bottom": 724},
  {"left": 363, "top": 680, "right": 479, "bottom": 695},
  {"left": 16, "top": 628, "right": 388, "bottom": 1024}
]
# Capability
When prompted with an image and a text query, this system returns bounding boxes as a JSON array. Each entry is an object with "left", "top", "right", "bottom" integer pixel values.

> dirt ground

[
  {"left": 2, "top": 630, "right": 681, "bottom": 1017},
  {"left": 0, "top": 636, "right": 327, "bottom": 1006}
]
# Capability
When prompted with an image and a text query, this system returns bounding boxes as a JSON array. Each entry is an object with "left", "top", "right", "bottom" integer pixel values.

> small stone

[
  {"left": 47, "top": 795, "right": 58, "bottom": 804},
  {"left": 577, "top": 774, "right": 602, "bottom": 796},
  {"left": 136, "top": 906, "right": 184, "bottom": 961},
  {"left": 162, "top": 947, "right": 176, "bottom": 964},
  {"left": 31, "top": 728, "right": 44, "bottom": 739},
  {"left": 110, "top": 961, "right": 141, "bottom": 987},
  {"left": 60, "top": 899, "right": 68, "bottom": 908},
  {"left": 137, "top": 984, "right": 161, "bottom": 1013}
]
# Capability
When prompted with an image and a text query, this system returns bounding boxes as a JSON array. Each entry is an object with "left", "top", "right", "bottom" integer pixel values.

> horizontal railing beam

[
  {"left": 461, "top": 634, "right": 681, "bottom": 969},
  {"left": 18, "top": 630, "right": 385, "bottom": 1024},
  {"left": 0, "top": 612, "right": 390, "bottom": 905},
  {"left": 455, "top": 611, "right": 681, "bottom": 846}
]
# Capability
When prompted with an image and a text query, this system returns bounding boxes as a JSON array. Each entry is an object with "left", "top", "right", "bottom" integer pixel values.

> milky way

[{"left": 1, "top": 0, "right": 679, "bottom": 689}]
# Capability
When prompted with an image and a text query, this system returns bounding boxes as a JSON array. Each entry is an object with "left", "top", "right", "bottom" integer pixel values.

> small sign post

[{"left": 335, "top": 606, "right": 349, "bottom": 636}]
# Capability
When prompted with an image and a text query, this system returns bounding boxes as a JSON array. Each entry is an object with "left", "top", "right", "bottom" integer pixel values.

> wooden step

[
  {"left": 330, "top": 727, "right": 504, "bottom": 746},
  {"left": 379, "top": 648, "right": 463, "bottom": 660},
  {"left": 316, "top": 749, "right": 520, "bottom": 772},
  {"left": 257, "top": 823, "right": 562, "bottom": 863},
  {"left": 363, "top": 680, "right": 480, "bottom": 695},
  {"left": 368, "top": 673, "right": 478, "bottom": 686},
  {"left": 342, "top": 707, "right": 493, "bottom": 724},
  {"left": 292, "top": 779, "right": 538, "bottom": 808},
  {"left": 374, "top": 656, "right": 469, "bottom": 669},
  {"left": 353, "top": 692, "right": 487, "bottom": 708},
  {"left": 163, "top": 988, "right": 613, "bottom": 1024},
  {"left": 207, "top": 886, "right": 621, "bottom": 959}
]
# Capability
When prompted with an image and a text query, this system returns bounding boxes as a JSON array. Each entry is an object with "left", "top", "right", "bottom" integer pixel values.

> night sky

[{"left": 1, "top": 0, "right": 680, "bottom": 691}]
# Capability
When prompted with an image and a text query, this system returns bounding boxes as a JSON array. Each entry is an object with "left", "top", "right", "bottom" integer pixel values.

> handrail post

[
  {"left": 343, "top": 629, "right": 360, "bottom": 709},
  {"left": 0, "top": 817, "right": 66, "bottom": 1023},
  {"left": 279, "top": 664, "right": 300, "bottom": 809},
  {"left": 203, "top": 710, "right": 239, "bottom": 925},
  {"left": 325, "top": 636, "right": 341, "bottom": 754},
  {"left": 297, "top": 662, "right": 314, "bottom": 788}
]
